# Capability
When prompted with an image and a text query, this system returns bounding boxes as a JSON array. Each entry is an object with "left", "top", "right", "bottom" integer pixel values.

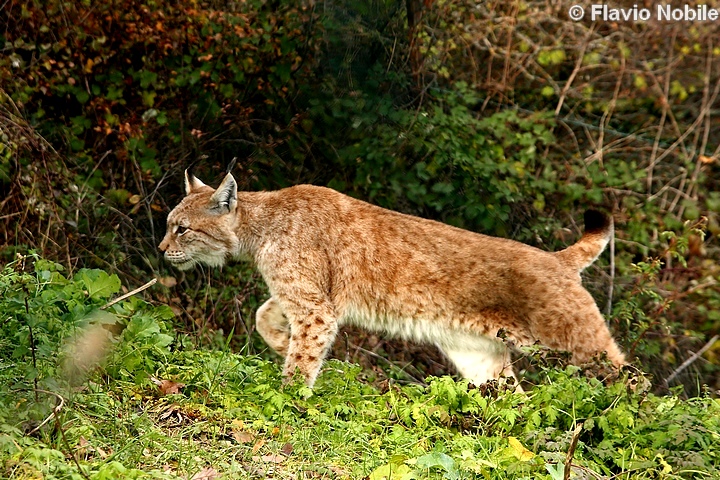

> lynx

[{"left": 159, "top": 170, "right": 626, "bottom": 387}]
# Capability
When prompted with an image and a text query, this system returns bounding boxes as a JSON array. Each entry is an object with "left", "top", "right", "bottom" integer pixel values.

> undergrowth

[
  {"left": 2, "top": 0, "right": 718, "bottom": 393},
  {"left": 1, "top": 256, "right": 718, "bottom": 479}
]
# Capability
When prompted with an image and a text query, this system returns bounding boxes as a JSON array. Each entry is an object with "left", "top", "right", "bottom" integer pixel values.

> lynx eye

[{"left": 175, "top": 225, "right": 190, "bottom": 236}]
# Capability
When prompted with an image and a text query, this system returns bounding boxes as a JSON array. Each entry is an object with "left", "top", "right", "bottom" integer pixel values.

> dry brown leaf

[
  {"left": 251, "top": 439, "right": 265, "bottom": 454},
  {"left": 190, "top": 466, "right": 221, "bottom": 480},
  {"left": 232, "top": 431, "right": 254, "bottom": 443},
  {"left": 280, "top": 442, "right": 293, "bottom": 457},
  {"left": 151, "top": 376, "right": 186, "bottom": 395},
  {"left": 76, "top": 436, "right": 110, "bottom": 459},
  {"left": 158, "top": 407, "right": 183, "bottom": 423},
  {"left": 158, "top": 276, "right": 177, "bottom": 288},
  {"left": 329, "top": 465, "right": 349, "bottom": 476},
  {"left": 77, "top": 436, "right": 90, "bottom": 458},
  {"left": 252, "top": 454, "right": 285, "bottom": 464},
  {"left": 699, "top": 155, "right": 715, "bottom": 164}
]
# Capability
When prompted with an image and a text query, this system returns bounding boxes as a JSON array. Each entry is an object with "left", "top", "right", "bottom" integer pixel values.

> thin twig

[
  {"left": 646, "top": 74, "right": 720, "bottom": 174},
  {"left": 26, "top": 389, "right": 66, "bottom": 436},
  {"left": 564, "top": 422, "right": 584, "bottom": 480},
  {"left": 23, "top": 293, "right": 39, "bottom": 402},
  {"left": 605, "top": 227, "right": 615, "bottom": 318},
  {"left": 646, "top": 54, "right": 672, "bottom": 194},
  {"left": 100, "top": 278, "right": 157, "bottom": 310},
  {"left": 567, "top": 463, "right": 606, "bottom": 480},
  {"left": 347, "top": 341, "right": 426, "bottom": 385},
  {"left": 55, "top": 406, "right": 91, "bottom": 480},
  {"left": 555, "top": 24, "right": 595, "bottom": 116},
  {"left": 664, "top": 335, "right": 719, "bottom": 387},
  {"left": 0, "top": 211, "right": 21, "bottom": 220},
  {"left": 669, "top": 279, "right": 717, "bottom": 302}
]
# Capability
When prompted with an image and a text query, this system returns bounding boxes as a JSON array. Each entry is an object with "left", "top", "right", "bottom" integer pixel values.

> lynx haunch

[{"left": 159, "top": 171, "right": 626, "bottom": 387}]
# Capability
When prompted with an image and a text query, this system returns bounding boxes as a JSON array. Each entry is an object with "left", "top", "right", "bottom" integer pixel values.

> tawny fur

[{"left": 159, "top": 171, "right": 626, "bottom": 387}]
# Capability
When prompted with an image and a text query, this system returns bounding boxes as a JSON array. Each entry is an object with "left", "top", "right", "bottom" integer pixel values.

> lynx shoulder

[{"left": 159, "top": 171, "right": 626, "bottom": 387}]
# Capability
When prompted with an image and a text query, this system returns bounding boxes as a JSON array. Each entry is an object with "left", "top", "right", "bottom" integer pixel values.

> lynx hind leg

[
  {"left": 534, "top": 286, "right": 627, "bottom": 368},
  {"left": 439, "top": 336, "right": 517, "bottom": 386},
  {"left": 278, "top": 296, "right": 340, "bottom": 387},
  {"left": 256, "top": 297, "right": 290, "bottom": 357}
]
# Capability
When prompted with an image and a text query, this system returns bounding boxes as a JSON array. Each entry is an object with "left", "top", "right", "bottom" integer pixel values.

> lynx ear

[
  {"left": 184, "top": 169, "right": 207, "bottom": 195},
  {"left": 209, "top": 173, "right": 237, "bottom": 213}
]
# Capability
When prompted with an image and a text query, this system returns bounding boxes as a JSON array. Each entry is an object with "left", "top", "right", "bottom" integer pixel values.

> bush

[{"left": 1, "top": 0, "right": 718, "bottom": 393}]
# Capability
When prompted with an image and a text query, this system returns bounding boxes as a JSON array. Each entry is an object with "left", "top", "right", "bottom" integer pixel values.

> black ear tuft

[
  {"left": 226, "top": 157, "right": 238, "bottom": 174},
  {"left": 184, "top": 169, "right": 207, "bottom": 195},
  {"left": 584, "top": 210, "right": 612, "bottom": 234}
]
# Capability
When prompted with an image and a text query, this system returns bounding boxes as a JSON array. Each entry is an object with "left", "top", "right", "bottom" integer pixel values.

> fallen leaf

[
  {"left": 190, "top": 467, "right": 221, "bottom": 480},
  {"left": 251, "top": 439, "right": 265, "bottom": 454},
  {"left": 699, "top": 155, "right": 715, "bottom": 164},
  {"left": 158, "top": 407, "right": 184, "bottom": 424},
  {"left": 508, "top": 436, "right": 535, "bottom": 461},
  {"left": 151, "top": 376, "right": 186, "bottom": 395},
  {"left": 158, "top": 276, "right": 177, "bottom": 288},
  {"left": 252, "top": 454, "right": 285, "bottom": 464},
  {"left": 280, "top": 442, "right": 293, "bottom": 456},
  {"left": 329, "top": 466, "right": 349, "bottom": 476},
  {"left": 77, "top": 436, "right": 90, "bottom": 458},
  {"left": 232, "top": 431, "right": 254, "bottom": 443}
]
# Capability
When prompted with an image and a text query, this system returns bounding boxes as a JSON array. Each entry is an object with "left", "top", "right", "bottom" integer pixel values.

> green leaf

[
  {"left": 75, "top": 89, "right": 90, "bottom": 104},
  {"left": 538, "top": 49, "right": 566, "bottom": 66},
  {"left": 124, "top": 316, "right": 160, "bottom": 341},
  {"left": 75, "top": 269, "right": 121, "bottom": 300},
  {"left": 141, "top": 90, "right": 156, "bottom": 107},
  {"left": 541, "top": 85, "right": 555, "bottom": 97},
  {"left": 545, "top": 462, "right": 564, "bottom": 480},
  {"left": 368, "top": 463, "right": 413, "bottom": 480},
  {"left": 415, "top": 452, "right": 459, "bottom": 480}
]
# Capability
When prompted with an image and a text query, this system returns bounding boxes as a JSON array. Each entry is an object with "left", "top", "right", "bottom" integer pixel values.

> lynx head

[{"left": 159, "top": 170, "right": 239, "bottom": 270}]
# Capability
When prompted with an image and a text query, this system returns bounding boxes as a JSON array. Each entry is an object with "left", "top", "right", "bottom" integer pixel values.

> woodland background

[{"left": 2, "top": 0, "right": 720, "bottom": 400}]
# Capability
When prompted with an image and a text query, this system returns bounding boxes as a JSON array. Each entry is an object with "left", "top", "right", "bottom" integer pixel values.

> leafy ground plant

[{"left": 1, "top": 255, "right": 719, "bottom": 479}]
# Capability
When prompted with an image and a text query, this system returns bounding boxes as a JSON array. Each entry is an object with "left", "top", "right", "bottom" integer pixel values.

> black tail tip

[{"left": 584, "top": 209, "right": 612, "bottom": 234}]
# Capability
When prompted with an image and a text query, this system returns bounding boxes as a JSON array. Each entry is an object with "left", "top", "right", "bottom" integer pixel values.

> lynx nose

[{"left": 158, "top": 238, "right": 169, "bottom": 252}]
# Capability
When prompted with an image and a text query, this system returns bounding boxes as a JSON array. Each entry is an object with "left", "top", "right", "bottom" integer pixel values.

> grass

[
  {"left": 1, "top": 258, "right": 719, "bottom": 479},
  {"left": 4, "top": 352, "right": 720, "bottom": 479}
]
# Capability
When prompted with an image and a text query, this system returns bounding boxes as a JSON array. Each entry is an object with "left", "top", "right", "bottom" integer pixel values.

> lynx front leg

[
  {"left": 255, "top": 297, "right": 290, "bottom": 357},
  {"left": 278, "top": 297, "right": 339, "bottom": 387}
]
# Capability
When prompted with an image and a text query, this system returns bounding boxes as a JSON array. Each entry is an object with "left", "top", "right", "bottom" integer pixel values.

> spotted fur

[{"left": 159, "top": 171, "right": 626, "bottom": 387}]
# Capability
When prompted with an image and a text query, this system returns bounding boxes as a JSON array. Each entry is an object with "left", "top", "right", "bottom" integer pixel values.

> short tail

[{"left": 555, "top": 210, "right": 613, "bottom": 271}]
